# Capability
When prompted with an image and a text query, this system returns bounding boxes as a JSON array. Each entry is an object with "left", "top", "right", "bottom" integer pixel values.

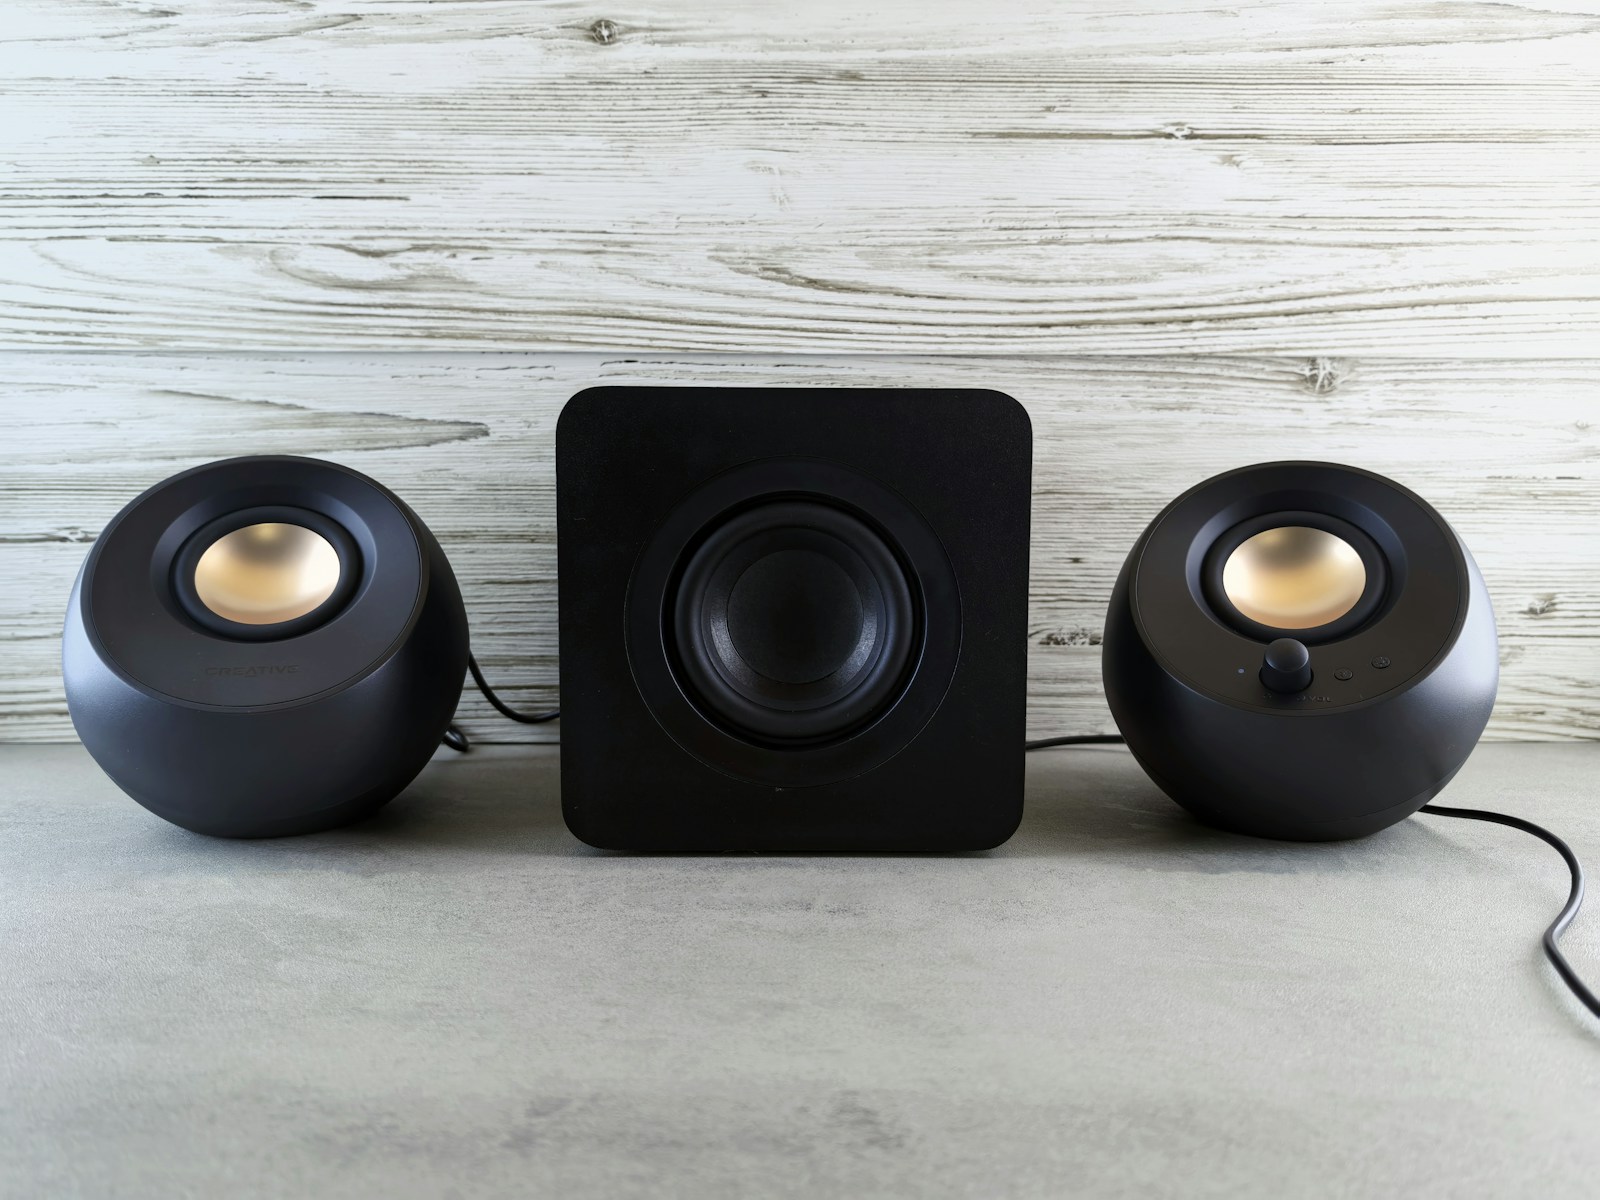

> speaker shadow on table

[
  {"left": 1014, "top": 745, "right": 1449, "bottom": 873},
  {"left": 354, "top": 743, "right": 1445, "bottom": 873},
  {"left": 352, "top": 747, "right": 579, "bottom": 856}
]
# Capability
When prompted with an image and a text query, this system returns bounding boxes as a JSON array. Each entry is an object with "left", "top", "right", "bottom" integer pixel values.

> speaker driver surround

[
  {"left": 1200, "top": 509, "right": 1388, "bottom": 644},
  {"left": 172, "top": 505, "right": 363, "bottom": 641},
  {"left": 670, "top": 500, "right": 915, "bottom": 743}
]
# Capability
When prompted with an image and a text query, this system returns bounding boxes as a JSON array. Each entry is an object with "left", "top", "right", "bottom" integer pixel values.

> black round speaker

[
  {"left": 1101, "top": 461, "right": 1498, "bottom": 841},
  {"left": 62, "top": 455, "right": 468, "bottom": 837}
]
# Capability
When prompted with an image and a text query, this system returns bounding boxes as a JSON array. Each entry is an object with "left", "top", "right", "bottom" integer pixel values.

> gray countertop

[{"left": 4, "top": 742, "right": 1598, "bottom": 1198}]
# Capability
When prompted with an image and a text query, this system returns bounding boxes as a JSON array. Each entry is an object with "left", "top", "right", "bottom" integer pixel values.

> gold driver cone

[
  {"left": 1221, "top": 526, "right": 1366, "bottom": 630},
  {"left": 192, "top": 522, "right": 341, "bottom": 625}
]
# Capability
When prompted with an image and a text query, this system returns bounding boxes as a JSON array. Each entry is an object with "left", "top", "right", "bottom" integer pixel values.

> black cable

[
  {"left": 443, "top": 653, "right": 559, "bottom": 753},
  {"left": 467, "top": 654, "right": 560, "bottom": 725},
  {"left": 1419, "top": 803, "right": 1600, "bottom": 1019},
  {"left": 1025, "top": 732, "right": 1597, "bottom": 1022},
  {"left": 1023, "top": 733, "right": 1127, "bottom": 751}
]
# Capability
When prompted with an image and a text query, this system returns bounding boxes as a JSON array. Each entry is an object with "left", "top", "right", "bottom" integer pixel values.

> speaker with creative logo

[
  {"left": 1102, "top": 461, "right": 1498, "bottom": 840},
  {"left": 556, "top": 387, "right": 1032, "bottom": 851},
  {"left": 63, "top": 455, "right": 468, "bottom": 837}
]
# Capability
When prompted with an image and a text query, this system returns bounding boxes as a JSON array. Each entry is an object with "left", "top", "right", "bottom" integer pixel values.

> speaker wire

[{"left": 442, "top": 653, "right": 559, "bottom": 752}]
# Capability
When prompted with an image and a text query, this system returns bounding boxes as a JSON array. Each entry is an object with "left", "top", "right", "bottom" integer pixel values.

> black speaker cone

[{"left": 670, "top": 501, "right": 915, "bottom": 743}]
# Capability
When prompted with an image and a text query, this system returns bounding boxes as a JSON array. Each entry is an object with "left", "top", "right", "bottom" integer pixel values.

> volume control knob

[{"left": 1260, "top": 638, "right": 1313, "bottom": 694}]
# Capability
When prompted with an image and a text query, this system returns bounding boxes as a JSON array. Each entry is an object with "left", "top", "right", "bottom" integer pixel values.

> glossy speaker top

[
  {"left": 1128, "top": 461, "right": 1469, "bottom": 713},
  {"left": 80, "top": 455, "right": 427, "bottom": 709}
]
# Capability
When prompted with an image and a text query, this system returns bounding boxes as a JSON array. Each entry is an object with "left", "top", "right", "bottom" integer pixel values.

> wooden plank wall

[
  {"left": 5, "top": 0, "right": 1598, "bottom": 354},
  {"left": 1, "top": 1, "right": 1596, "bottom": 742}
]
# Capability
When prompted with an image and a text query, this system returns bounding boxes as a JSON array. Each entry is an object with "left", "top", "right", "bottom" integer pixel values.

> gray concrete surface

[{"left": 3, "top": 742, "right": 1598, "bottom": 1198}]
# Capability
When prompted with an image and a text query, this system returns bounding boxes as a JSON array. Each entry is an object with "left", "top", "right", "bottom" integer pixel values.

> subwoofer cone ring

[
  {"left": 1201, "top": 510, "right": 1387, "bottom": 644},
  {"left": 670, "top": 501, "right": 915, "bottom": 743},
  {"left": 624, "top": 455, "right": 961, "bottom": 791},
  {"left": 171, "top": 505, "right": 362, "bottom": 642}
]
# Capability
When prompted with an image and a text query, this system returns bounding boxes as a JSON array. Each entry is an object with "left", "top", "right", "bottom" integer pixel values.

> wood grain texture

[
  {"left": 4, "top": 0, "right": 1598, "bottom": 354},
  {"left": 2, "top": 352, "right": 1595, "bottom": 744}
]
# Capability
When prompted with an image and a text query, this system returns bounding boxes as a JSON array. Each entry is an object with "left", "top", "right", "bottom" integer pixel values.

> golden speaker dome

[
  {"left": 1220, "top": 525, "right": 1366, "bottom": 630},
  {"left": 192, "top": 522, "right": 341, "bottom": 626}
]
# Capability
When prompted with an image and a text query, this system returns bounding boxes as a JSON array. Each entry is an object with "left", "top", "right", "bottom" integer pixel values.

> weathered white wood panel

[
  {"left": 2, "top": 353, "right": 1594, "bottom": 744},
  {"left": 3, "top": 1, "right": 1598, "bottom": 354}
]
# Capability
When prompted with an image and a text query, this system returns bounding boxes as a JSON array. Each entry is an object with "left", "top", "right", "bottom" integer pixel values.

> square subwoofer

[{"left": 556, "top": 387, "right": 1032, "bottom": 851}]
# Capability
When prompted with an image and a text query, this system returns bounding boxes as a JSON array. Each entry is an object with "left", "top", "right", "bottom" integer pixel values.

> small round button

[
  {"left": 1371, "top": 655, "right": 1391, "bottom": 669},
  {"left": 1334, "top": 668, "right": 1354, "bottom": 681},
  {"left": 1260, "top": 638, "right": 1313, "bottom": 694}
]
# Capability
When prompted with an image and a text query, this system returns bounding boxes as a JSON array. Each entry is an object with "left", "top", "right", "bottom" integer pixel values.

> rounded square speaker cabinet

[{"left": 556, "top": 387, "right": 1033, "bottom": 852}]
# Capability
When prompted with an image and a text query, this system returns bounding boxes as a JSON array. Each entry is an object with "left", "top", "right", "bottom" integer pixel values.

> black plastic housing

[
  {"left": 556, "top": 386, "right": 1033, "bottom": 852},
  {"left": 1102, "top": 462, "right": 1498, "bottom": 841},
  {"left": 63, "top": 456, "right": 468, "bottom": 838}
]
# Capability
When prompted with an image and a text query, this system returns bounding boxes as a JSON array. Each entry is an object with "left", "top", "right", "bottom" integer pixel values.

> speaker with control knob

[
  {"left": 1102, "top": 461, "right": 1498, "bottom": 841},
  {"left": 63, "top": 455, "right": 468, "bottom": 837},
  {"left": 556, "top": 386, "right": 1033, "bottom": 851}
]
